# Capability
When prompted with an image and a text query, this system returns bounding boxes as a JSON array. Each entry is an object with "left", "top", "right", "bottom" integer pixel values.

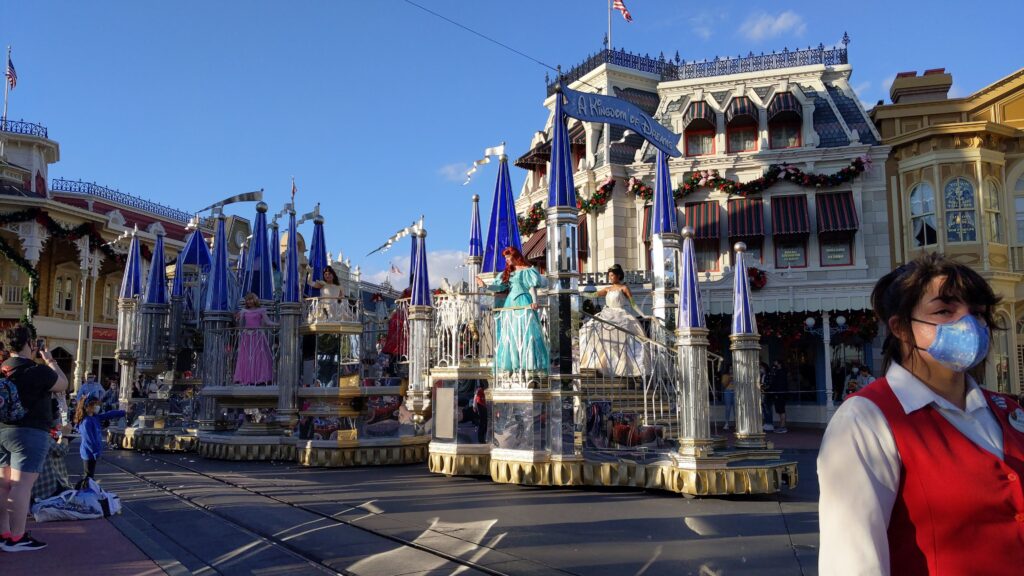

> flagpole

[
  {"left": 2, "top": 46, "right": 10, "bottom": 127},
  {"left": 607, "top": 0, "right": 612, "bottom": 51}
]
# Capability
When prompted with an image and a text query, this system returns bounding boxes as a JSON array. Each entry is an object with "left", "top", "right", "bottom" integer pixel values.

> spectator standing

[
  {"left": 75, "top": 373, "right": 103, "bottom": 404},
  {"left": 0, "top": 326, "right": 68, "bottom": 552},
  {"left": 856, "top": 367, "right": 874, "bottom": 390},
  {"left": 768, "top": 361, "right": 789, "bottom": 433},
  {"left": 760, "top": 362, "right": 773, "bottom": 432},
  {"left": 73, "top": 397, "right": 125, "bottom": 486}
]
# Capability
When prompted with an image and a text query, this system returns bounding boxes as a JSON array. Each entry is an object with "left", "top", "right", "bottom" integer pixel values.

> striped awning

[
  {"left": 523, "top": 214, "right": 589, "bottom": 262},
  {"left": 683, "top": 201, "right": 720, "bottom": 240},
  {"left": 682, "top": 101, "right": 716, "bottom": 129},
  {"left": 771, "top": 195, "right": 810, "bottom": 237},
  {"left": 767, "top": 92, "right": 801, "bottom": 121},
  {"left": 514, "top": 141, "right": 551, "bottom": 169},
  {"left": 568, "top": 122, "right": 586, "bottom": 145},
  {"left": 816, "top": 192, "right": 859, "bottom": 234},
  {"left": 726, "top": 96, "right": 758, "bottom": 123},
  {"left": 728, "top": 198, "right": 764, "bottom": 238}
]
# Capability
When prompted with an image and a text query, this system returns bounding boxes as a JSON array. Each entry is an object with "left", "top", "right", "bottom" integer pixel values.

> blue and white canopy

[
  {"left": 143, "top": 233, "right": 168, "bottom": 305},
  {"left": 119, "top": 230, "right": 143, "bottom": 299},
  {"left": 678, "top": 228, "right": 706, "bottom": 329},
  {"left": 304, "top": 215, "right": 327, "bottom": 297},
  {"left": 205, "top": 215, "right": 233, "bottom": 312},
  {"left": 283, "top": 209, "right": 301, "bottom": 303},
  {"left": 242, "top": 202, "right": 274, "bottom": 301},
  {"left": 481, "top": 156, "right": 522, "bottom": 273},
  {"left": 410, "top": 229, "right": 431, "bottom": 307},
  {"left": 548, "top": 90, "right": 577, "bottom": 210},
  {"left": 269, "top": 220, "right": 281, "bottom": 289},
  {"left": 180, "top": 228, "right": 212, "bottom": 269},
  {"left": 468, "top": 194, "right": 482, "bottom": 258},
  {"left": 731, "top": 243, "right": 758, "bottom": 335},
  {"left": 170, "top": 255, "right": 184, "bottom": 298},
  {"left": 650, "top": 150, "right": 678, "bottom": 236}
]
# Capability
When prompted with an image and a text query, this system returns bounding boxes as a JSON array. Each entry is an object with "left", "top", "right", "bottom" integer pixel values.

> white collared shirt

[{"left": 817, "top": 363, "right": 1004, "bottom": 576}]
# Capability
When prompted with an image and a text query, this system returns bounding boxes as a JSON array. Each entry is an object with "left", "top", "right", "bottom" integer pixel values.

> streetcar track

[{"left": 105, "top": 453, "right": 571, "bottom": 576}]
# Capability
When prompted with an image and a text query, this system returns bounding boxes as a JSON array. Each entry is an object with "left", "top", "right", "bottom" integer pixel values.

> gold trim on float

[
  {"left": 428, "top": 452, "right": 491, "bottom": 476},
  {"left": 297, "top": 444, "right": 428, "bottom": 467}
]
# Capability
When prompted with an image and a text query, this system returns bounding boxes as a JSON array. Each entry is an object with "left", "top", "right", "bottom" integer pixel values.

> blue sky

[{"left": 3, "top": 1, "right": 1023, "bottom": 285}]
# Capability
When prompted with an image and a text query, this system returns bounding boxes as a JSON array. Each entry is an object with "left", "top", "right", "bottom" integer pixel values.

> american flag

[
  {"left": 613, "top": 0, "right": 632, "bottom": 22},
  {"left": 290, "top": 177, "right": 297, "bottom": 204},
  {"left": 5, "top": 56, "right": 15, "bottom": 90},
  {"left": 389, "top": 263, "right": 402, "bottom": 275}
]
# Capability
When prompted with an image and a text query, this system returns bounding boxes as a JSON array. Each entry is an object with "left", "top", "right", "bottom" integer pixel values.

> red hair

[{"left": 501, "top": 246, "right": 529, "bottom": 283}]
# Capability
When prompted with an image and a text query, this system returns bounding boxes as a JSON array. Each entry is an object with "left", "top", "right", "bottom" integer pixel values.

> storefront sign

[
  {"left": 92, "top": 327, "right": 118, "bottom": 341},
  {"left": 776, "top": 243, "right": 806, "bottom": 267},
  {"left": 822, "top": 242, "right": 851, "bottom": 265},
  {"left": 562, "top": 87, "right": 681, "bottom": 157}
]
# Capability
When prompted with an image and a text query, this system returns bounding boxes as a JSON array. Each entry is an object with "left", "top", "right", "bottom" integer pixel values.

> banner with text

[{"left": 561, "top": 87, "right": 681, "bottom": 157}]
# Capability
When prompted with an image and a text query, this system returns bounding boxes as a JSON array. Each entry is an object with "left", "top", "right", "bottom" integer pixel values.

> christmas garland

[
  {"left": 577, "top": 177, "right": 616, "bottom": 215},
  {"left": 0, "top": 234, "right": 40, "bottom": 327},
  {"left": 748, "top": 267, "right": 767, "bottom": 291},
  {"left": 517, "top": 202, "right": 546, "bottom": 236},
  {"left": 627, "top": 177, "right": 654, "bottom": 202},
  {"left": 675, "top": 157, "right": 868, "bottom": 198}
]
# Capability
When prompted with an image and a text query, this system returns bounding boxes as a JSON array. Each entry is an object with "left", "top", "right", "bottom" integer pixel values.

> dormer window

[
  {"left": 767, "top": 92, "right": 802, "bottom": 150},
  {"left": 726, "top": 97, "right": 758, "bottom": 153},
  {"left": 682, "top": 101, "right": 716, "bottom": 157}
]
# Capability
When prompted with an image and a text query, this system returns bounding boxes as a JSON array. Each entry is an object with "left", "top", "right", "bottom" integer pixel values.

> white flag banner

[{"left": 463, "top": 143, "right": 507, "bottom": 186}]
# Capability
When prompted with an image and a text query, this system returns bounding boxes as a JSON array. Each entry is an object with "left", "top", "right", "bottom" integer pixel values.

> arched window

[
  {"left": 683, "top": 101, "right": 716, "bottom": 157},
  {"left": 944, "top": 177, "right": 977, "bottom": 243},
  {"left": 726, "top": 97, "right": 758, "bottom": 153},
  {"left": 984, "top": 179, "right": 1004, "bottom": 243},
  {"left": 909, "top": 182, "right": 937, "bottom": 247},
  {"left": 993, "top": 312, "right": 1011, "bottom": 393},
  {"left": 1014, "top": 176, "right": 1024, "bottom": 244},
  {"left": 767, "top": 92, "right": 802, "bottom": 150},
  {"left": 53, "top": 276, "right": 64, "bottom": 312}
]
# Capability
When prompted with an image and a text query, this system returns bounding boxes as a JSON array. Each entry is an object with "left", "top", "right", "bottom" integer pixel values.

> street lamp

[{"left": 802, "top": 311, "right": 848, "bottom": 417}]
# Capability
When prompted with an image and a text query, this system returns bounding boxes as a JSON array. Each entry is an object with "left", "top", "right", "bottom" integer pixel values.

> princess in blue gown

[{"left": 476, "top": 247, "right": 549, "bottom": 375}]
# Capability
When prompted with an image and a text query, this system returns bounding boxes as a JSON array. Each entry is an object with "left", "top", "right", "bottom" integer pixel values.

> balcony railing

[
  {"left": 50, "top": 178, "right": 193, "bottom": 224},
  {"left": 0, "top": 284, "right": 25, "bottom": 306},
  {"left": 547, "top": 36, "right": 849, "bottom": 95},
  {"left": 205, "top": 325, "right": 280, "bottom": 387},
  {"left": 303, "top": 296, "right": 360, "bottom": 325},
  {"left": 432, "top": 292, "right": 495, "bottom": 369},
  {"left": 0, "top": 119, "right": 48, "bottom": 138}
]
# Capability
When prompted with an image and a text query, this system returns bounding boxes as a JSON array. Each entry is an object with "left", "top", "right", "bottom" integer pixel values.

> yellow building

[{"left": 870, "top": 67, "right": 1024, "bottom": 393}]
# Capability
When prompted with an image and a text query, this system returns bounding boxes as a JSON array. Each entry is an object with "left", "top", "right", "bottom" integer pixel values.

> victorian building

[
  {"left": 870, "top": 67, "right": 1024, "bottom": 394},
  {"left": 511, "top": 38, "right": 891, "bottom": 424}
]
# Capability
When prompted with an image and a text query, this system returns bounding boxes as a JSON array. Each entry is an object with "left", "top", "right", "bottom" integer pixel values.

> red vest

[{"left": 855, "top": 378, "right": 1024, "bottom": 575}]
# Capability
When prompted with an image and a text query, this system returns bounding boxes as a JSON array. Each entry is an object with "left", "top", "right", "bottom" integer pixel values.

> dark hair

[
  {"left": 501, "top": 247, "right": 529, "bottom": 284},
  {"left": 74, "top": 397, "right": 102, "bottom": 426},
  {"left": 4, "top": 323, "right": 34, "bottom": 353},
  {"left": 871, "top": 253, "right": 1001, "bottom": 373},
  {"left": 607, "top": 264, "right": 625, "bottom": 282},
  {"left": 322, "top": 266, "right": 340, "bottom": 285}
]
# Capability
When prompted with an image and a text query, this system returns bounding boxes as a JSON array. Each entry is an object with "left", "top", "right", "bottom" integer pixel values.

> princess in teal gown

[{"left": 476, "top": 247, "right": 549, "bottom": 374}]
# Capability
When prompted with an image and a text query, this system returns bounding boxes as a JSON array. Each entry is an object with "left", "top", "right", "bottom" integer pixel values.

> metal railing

[
  {"left": 0, "top": 284, "right": 25, "bottom": 305},
  {"left": 50, "top": 178, "right": 193, "bottom": 224},
  {"left": 0, "top": 119, "right": 48, "bottom": 138},
  {"left": 432, "top": 292, "right": 495, "bottom": 368},
  {"left": 206, "top": 325, "right": 280, "bottom": 386},
  {"left": 303, "top": 296, "right": 360, "bottom": 325}
]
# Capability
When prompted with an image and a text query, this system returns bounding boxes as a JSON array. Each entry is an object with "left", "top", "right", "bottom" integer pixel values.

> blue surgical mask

[{"left": 912, "top": 314, "right": 990, "bottom": 372}]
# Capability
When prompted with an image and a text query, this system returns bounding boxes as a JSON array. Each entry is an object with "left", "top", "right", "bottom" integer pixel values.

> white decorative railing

[
  {"left": 492, "top": 304, "right": 551, "bottom": 390},
  {"left": 0, "top": 284, "right": 25, "bottom": 305},
  {"left": 206, "top": 325, "right": 280, "bottom": 387},
  {"left": 432, "top": 292, "right": 494, "bottom": 369},
  {"left": 303, "top": 296, "right": 360, "bottom": 325}
]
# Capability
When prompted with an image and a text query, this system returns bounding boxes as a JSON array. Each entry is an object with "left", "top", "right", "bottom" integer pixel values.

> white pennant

[{"left": 463, "top": 143, "right": 506, "bottom": 186}]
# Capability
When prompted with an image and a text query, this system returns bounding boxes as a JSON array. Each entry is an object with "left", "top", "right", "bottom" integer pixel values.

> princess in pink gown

[{"left": 233, "top": 292, "right": 278, "bottom": 385}]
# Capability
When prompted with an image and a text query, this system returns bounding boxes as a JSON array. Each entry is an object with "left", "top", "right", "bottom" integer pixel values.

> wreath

[
  {"left": 627, "top": 177, "right": 655, "bottom": 202},
  {"left": 517, "top": 202, "right": 546, "bottom": 236},
  {"left": 748, "top": 267, "right": 767, "bottom": 291},
  {"left": 577, "top": 177, "right": 615, "bottom": 215},
  {"left": 675, "top": 157, "right": 868, "bottom": 199}
]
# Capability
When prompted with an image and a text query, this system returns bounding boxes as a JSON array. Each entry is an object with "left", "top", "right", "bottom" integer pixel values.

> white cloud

[
  {"left": 438, "top": 163, "right": 469, "bottom": 183},
  {"left": 852, "top": 81, "right": 872, "bottom": 103},
  {"left": 364, "top": 249, "right": 469, "bottom": 290},
  {"left": 948, "top": 84, "right": 965, "bottom": 98},
  {"left": 739, "top": 11, "right": 806, "bottom": 41},
  {"left": 879, "top": 74, "right": 896, "bottom": 103},
  {"left": 689, "top": 12, "right": 722, "bottom": 40}
]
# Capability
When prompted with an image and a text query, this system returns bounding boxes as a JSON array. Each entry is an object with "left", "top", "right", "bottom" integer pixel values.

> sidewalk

[
  {"left": 2, "top": 516, "right": 164, "bottom": 575},
  {"left": 713, "top": 425, "right": 824, "bottom": 451}
]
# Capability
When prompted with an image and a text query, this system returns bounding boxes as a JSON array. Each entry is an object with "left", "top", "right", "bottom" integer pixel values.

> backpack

[{"left": 0, "top": 376, "right": 27, "bottom": 424}]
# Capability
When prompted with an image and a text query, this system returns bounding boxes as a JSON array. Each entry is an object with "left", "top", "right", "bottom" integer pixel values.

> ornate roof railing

[
  {"left": 50, "top": 178, "right": 193, "bottom": 224},
  {"left": 547, "top": 34, "right": 850, "bottom": 94},
  {"left": 0, "top": 119, "right": 48, "bottom": 139}
]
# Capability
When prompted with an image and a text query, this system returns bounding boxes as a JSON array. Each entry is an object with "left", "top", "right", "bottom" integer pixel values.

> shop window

[
  {"left": 769, "top": 111, "right": 801, "bottom": 149},
  {"left": 944, "top": 177, "right": 977, "bottom": 243},
  {"left": 775, "top": 239, "right": 807, "bottom": 268},
  {"left": 696, "top": 240, "right": 720, "bottom": 272},
  {"left": 985, "top": 180, "right": 1004, "bottom": 243},
  {"left": 820, "top": 236, "right": 854, "bottom": 266},
  {"left": 685, "top": 119, "right": 715, "bottom": 157},
  {"left": 731, "top": 239, "right": 763, "bottom": 266},
  {"left": 909, "top": 182, "right": 937, "bottom": 247},
  {"left": 726, "top": 117, "right": 758, "bottom": 153}
]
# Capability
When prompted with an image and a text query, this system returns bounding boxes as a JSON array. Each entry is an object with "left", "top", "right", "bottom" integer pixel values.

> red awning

[
  {"left": 683, "top": 201, "right": 720, "bottom": 239},
  {"left": 728, "top": 198, "right": 764, "bottom": 238},
  {"left": 816, "top": 192, "right": 859, "bottom": 234},
  {"left": 514, "top": 141, "right": 552, "bottom": 169},
  {"left": 682, "top": 101, "right": 715, "bottom": 129},
  {"left": 771, "top": 195, "right": 810, "bottom": 237},
  {"left": 726, "top": 97, "right": 758, "bottom": 124},
  {"left": 768, "top": 92, "right": 801, "bottom": 121}
]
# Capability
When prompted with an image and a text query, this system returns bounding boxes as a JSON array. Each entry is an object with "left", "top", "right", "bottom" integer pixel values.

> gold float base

[
  {"left": 196, "top": 435, "right": 296, "bottom": 461},
  {"left": 428, "top": 451, "right": 491, "bottom": 476},
  {"left": 107, "top": 427, "right": 198, "bottom": 452},
  {"left": 297, "top": 440, "right": 429, "bottom": 467}
]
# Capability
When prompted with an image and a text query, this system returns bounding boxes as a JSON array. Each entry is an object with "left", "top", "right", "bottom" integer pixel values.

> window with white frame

[
  {"left": 944, "top": 178, "right": 977, "bottom": 243},
  {"left": 984, "top": 179, "right": 1004, "bottom": 243},
  {"left": 103, "top": 282, "right": 116, "bottom": 319},
  {"left": 909, "top": 182, "right": 938, "bottom": 247}
]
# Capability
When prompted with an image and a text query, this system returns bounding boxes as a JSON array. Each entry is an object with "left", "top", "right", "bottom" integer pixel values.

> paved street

[{"left": 6, "top": 431, "right": 822, "bottom": 576}]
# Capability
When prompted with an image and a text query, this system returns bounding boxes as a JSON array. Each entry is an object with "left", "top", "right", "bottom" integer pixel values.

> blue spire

[
  {"left": 283, "top": 210, "right": 301, "bottom": 303},
  {"left": 180, "top": 228, "right": 211, "bottom": 269},
  {"left": 468, "top": 194, "right": 483, "bottom": 258},
  {"left": 547, "top": 90, "right": 577, "bottom": 209},
  {"left": 651, "top": 150, "right": 678, "bottom": 235},
  {"left": 242, "top": 202, "right": 274, "bottom": 300},
  {"left": 205, "top": 215, "right": 232, "bottom": 312},
  {"left": 171, "top": 255, "right": 184, "bottom": 298},
  {"left": 408, "top": 231, "right": 418, "bottom": 287},
  {"left": 678, "top": 228, "right": 706, "bottom": 329},
  {"left": 304, "top": 214, "right": 327, "bottom": 297},
  {"left": 410, "top": 229, "right": 431, "bottom": 306},
  {"left": 269, "top": 221, "right": 281, "bottom": 275},
  {"left": 731, "top": 242, "right": 758, "bottom": 335},
  {"left": 119, "top": 230, "right": 143, "bottom": 299},
  {"left": 144, "top": 233, "right": 168, "bottom": 304},
  {"left": 482, "top": 156, "right": 523, "bottom": 273}
]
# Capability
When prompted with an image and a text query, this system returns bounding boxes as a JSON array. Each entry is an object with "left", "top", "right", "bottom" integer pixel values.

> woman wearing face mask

[
  {"left": 73, "top": 398, "right": 125, "bottom": 486},
  {"left": 818, "top": 253, "right": 1024, "bottom": 576}
]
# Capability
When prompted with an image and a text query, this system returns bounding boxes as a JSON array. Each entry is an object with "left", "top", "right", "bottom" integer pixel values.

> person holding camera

[{"left": 0, "top": 326, "right": 68, "bottom": 552}]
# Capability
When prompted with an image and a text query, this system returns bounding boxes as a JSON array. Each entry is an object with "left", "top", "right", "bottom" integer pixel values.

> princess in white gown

[{"left": 580, "top": 265, "right": 646, "bottom": 377}]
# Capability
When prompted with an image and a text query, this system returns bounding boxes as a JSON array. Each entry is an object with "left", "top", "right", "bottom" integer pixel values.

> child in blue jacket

[{"left": 74, "top": 397, "right": 124, "bottom": 484}]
